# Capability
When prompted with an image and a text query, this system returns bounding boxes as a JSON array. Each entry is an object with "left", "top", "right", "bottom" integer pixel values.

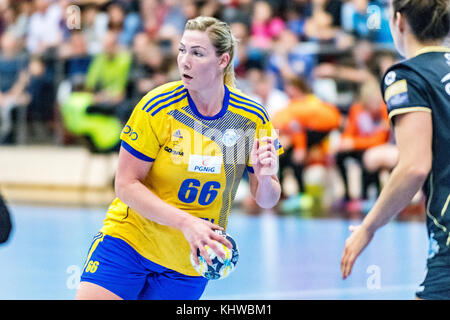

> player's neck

[
  {"left": 403, "top": 33, "right": 442, "bottom": 59},
  {"left": 188, "top": 82, "right": 225, "bottom": 117}
]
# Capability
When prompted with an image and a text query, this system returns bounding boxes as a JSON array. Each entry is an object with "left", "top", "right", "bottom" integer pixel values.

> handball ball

[{"left": 190, "top": 231, "right": 239, "bottom": 280}]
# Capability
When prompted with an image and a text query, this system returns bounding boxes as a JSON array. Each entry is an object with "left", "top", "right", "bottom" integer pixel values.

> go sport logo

[{"left": 123, "top": 125, "right": 139, "bottom": 141}]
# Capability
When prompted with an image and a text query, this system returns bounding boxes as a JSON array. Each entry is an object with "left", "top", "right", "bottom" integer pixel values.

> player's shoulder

[
  {"left": 148, "top": 80, "right": 186, "bottom": 97},
  {"left": 227, "top": 85, "right": 270, "bottom": 125},
  {"left": 382, "top": 61, "right": 418, "bottom": 88},
  {"left": 380, "top": 58, "right": 430, "bottom": 106},
  {"left": 383, "top": 48, "right": 450, "bottom": 89},
  {"left": 136, "top": 80, "right": 188, "bottom": 117}
]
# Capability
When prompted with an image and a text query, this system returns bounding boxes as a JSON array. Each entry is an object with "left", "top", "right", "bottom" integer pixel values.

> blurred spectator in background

[
  {"left": 0, "top": 31, "right": 30, "bottom": 143},
  {"left": 2, "top": 0, "right": 31, "bottom": 42},
  {"left": 26, "top": 56, "right": 55, "bottom": 138},
  {"left": 221, "top": 0, "right": 253, "bottom": 26},
  {"left": 58, "top": 30, "right": 91, "bottom": 81},
  {"left": 267, "top": 29, "right": 317, "bottom": 89},
  {"left": 125, "top": 31, "right": 176, "bottom": 122},
  {"left": 249, "top": 1, "right": 284, "bottom": 50},
  {"left": 139, "top": 0, "right": 167, "bottom": 40},
  {"left": 238, "top": 0, "right": 283, "bottom": 74},
  {"left": 105, "top": 0, "right": 140, "bottom": 48},
  {"left": 341, "top": 0, "right": 393, "bottom": 44},
  {"left": 303, "top": 0, "right": 342, "bottom": 42},
  {"left": 314, "top": 39, "right": 377, "bottom": 85},
  {"left": 334, "top": 79, "right": 389, "bottom": 207},
  {"left": 247, "top": 68, "right": 289, "bottom": 118},
  {"left": 272, "top": 76, "right": 341, "bottom": 196},
  {"left": 230, "top": 21, "right": 252, "bottom": 79},
  {"left": 313, "top": 39, "right": 397, "bottom": 109},
  {"left": 80, "top": 3, "right": 108, "bottom": 55},
  {"left": 84, "top": 29, "right": 131, "bottom": 114},
  {"left": 283, "top": 0, "right": 309, "bottom": 41},
  {"left": 60, "top": 29, "right": 129, "bottom": 153},
  {"left": 26, "top": 0, "right": 64, "bottom": 56}
]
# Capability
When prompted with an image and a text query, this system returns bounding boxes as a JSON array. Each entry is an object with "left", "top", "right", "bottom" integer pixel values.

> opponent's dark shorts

[
  {"left": 416, "top": 265, "right": 450, "bottom": 300},
  {"left": 80, "top": 233, "right": 208, "bottom": 300},
  {"left": 0, "top": 194, "right": 12, "bottom": 244}
]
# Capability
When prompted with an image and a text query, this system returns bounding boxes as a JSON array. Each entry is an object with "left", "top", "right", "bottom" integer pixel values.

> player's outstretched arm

[
  {"left": 249, "top": 137, "right": 282, "bottom": 209},
  {"left": 341, "top": 111, "right": 432, "bottom": 279}
]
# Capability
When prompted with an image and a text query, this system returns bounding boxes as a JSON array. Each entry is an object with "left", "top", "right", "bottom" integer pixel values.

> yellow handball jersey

[{"left": 100, "top": 80, "right": 283, "bottom": 276}]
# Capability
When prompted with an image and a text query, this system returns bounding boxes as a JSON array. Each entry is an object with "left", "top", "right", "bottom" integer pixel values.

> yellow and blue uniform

[
  {"left": 80, "top": 80, "right": 282, "bottom": 299},
  {"left": 381, "top": 46, "right": 450, "bottom": 299}
]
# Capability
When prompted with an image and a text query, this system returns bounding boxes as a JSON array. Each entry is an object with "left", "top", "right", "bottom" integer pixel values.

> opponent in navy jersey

[{"left": 341, "top": 0, "right": 450, "bottom": 300}]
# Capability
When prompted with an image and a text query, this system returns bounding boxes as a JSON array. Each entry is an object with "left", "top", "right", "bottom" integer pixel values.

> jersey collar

[
  {"left": 186, "top": 85, "right": 230, "bottom": 120},
  {"left": 413, "top": 45, "right": 450, "bottom": 57}
]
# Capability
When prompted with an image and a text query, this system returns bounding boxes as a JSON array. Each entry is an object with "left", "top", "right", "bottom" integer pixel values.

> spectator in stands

[
  {"left": 0, "top": 31, "right": 29, "bottom": 143},
  {"left": 81, "top": 3, "right": 108, "bottom": 55},
  {"left": 60, "top": 30, "right": 129, "bottom": 153},
  {"left": 125, "top": 32, "right": 175, "bottom": 122},
  {"left": 303, "top": 0, "right": 341, "bottom": 42},
  {"left": 362, "top": 138, "right": 398, "bottom": 178},
  {"left": 84, "top": 29, "right": 132, "bottom": 115},
  {"left": 272, "top": 76, "right": 341, "bottom": 195},
  {"left": 230, "top": 21, "right": 252, "bottom": 79},
  {"left": 105, "top": 0, "right": 140, "bottom": 48},
  {"left": 2, "top": 0, "right": 31, "bottom": 42},
  {"left": 247, "top": 68, "right": 289, "bottom": 118},
  {"left": 139, "top": 0, "right": 168, "bottom": 40},
  {"left": 314, "top": 39, "right": 378, "bottom": 85},
  {"left": 342, "top": 0, "right": 393, "bottom": 44},
  {"left": 27, "top": 54, "right": 56, "bottom": 130},
  {"left": 284, "top": 0, "right": 309, "bottom": 41},
  {"left": 313, "top": 39, "right": 397, "bottom": 108},
  {"left": 249, "top": 0, "right": 284, "bottom": 50},
  {"left": 334, "top": 78, "right": 390, "bottom": 206},
  {"left": 58, "top": 30, "right": 91, "bottom": 80},
  {"left": 220, "top": 0, "right": 253, "bottom": 26},
  {"left": 26, "top": 0, "right": 64, "bottom": 56},
  {"left": 267, "top": 29, "right": 317, "bottom": 89}
]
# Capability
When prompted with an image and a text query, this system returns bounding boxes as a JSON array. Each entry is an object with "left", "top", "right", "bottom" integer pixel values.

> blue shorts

[
  {"left": 416, "top": 265, "right": 450, "bottom": 300},
  {"left": 80, "top": 233, "right": 208, "bottom": 300}
]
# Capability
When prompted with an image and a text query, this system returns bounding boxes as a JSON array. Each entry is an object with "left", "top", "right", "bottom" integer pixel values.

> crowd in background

[{"left": 0, "top": 0, "right": 431, "bottom": 218}]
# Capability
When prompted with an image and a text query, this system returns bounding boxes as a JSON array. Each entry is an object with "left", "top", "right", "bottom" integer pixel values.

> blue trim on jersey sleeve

[
  {"left": 121, "top": 140, "right": 155, "bottom": 162},
  {"left": 246, "top": 166, "right": 254, "bottom": 174}
]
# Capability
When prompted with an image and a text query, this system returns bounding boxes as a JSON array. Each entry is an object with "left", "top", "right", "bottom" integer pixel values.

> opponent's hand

[
  {"left": 181, "top": 216, "right": 232, "bottom": 266},
  {"left": 250, "top": 137, "right": 278, "bottom": 178},
  {"left": 340, "top": 224, "right": 374, "bottom": 279}
]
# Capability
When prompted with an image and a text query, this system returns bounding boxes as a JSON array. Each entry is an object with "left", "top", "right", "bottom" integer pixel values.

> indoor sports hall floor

[{"left": 0, "top": 203, "right": 428, "bottom": 300}]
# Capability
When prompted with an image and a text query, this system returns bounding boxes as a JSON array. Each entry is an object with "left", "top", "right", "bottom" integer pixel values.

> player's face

[{"left": 177, "top": 30, "right": 225, "bottom": 91}]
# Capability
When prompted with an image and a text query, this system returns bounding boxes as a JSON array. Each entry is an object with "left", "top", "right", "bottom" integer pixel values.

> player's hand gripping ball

[{"left": 190, "top": 230, "right": 239, "bottom": 280}]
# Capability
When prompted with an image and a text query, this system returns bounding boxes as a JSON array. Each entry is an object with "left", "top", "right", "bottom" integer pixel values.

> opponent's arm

[
  {"left": 115, "top": 146, "right": 231, "bottom": 264},
  {"left": 248, "top": 137, "right": 282, "bottom": 209},
  {"left": 341, "top": 110, "right": 432, "bottom": 279}
]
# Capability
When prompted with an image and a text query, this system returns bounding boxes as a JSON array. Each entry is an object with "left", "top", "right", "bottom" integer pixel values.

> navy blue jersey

[{"left": 381, "top": 46, "right": 450, "bottom": 267}]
